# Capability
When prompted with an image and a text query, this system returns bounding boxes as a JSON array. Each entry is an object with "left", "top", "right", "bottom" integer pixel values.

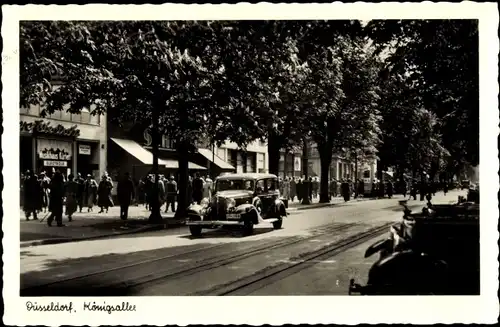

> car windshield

[{"left": 216, "top": 179, "right": 255, "bottom": 192}]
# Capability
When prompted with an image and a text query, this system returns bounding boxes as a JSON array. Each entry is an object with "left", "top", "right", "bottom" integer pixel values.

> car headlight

[
  {"left": 200, "top": 197, "right": 209, "bottom": 207},
  {"left": 227, "top": 198, "right": 236, "bottom": 209}
]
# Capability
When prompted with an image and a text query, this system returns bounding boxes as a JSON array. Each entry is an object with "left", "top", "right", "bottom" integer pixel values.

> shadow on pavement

[
  {"left": 178, "top": 226, "right": 275, "bottom": 240},
  {"left": 20, "top": 236, "right": 279, "bottom": 297}
]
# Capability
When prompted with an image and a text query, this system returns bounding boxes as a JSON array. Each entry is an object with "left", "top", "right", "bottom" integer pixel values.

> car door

[{"left": 260, "top": 178, "right": 279, "bottom": 216}]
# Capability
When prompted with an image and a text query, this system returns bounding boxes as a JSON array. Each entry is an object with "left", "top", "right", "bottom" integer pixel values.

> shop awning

[
  {"left": 197, "top": 148, "right": 235, "bottom": 170},
  {"left": 161, "top": 159, "right": 206, "bottom": 170},
  {"left": 111, "top": 138, "right": 205, "bottom": 170}
]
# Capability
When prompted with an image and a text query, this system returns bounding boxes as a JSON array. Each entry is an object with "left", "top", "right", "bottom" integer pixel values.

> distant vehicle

[{"left": 185, "top": 173, "right": 287, "bottom": 237}]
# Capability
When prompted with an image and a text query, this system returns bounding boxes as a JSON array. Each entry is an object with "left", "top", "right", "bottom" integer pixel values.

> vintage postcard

[{"left": 2, "top": 2, "right": 499, "bottom": 325}]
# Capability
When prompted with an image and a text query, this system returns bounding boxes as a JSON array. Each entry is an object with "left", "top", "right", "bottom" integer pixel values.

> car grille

[{"left": 214, "top": 197, "right": 227, "bottom": 220}]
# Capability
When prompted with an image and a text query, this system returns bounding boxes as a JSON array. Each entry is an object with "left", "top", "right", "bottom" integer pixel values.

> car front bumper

[{"left": 186, "top": 220, "right": 244, "bottom": 226}]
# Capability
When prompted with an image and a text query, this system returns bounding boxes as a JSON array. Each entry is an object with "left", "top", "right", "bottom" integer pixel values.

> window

[
  {"left": 363, "top": 170, "right": 371, "bottom": 179},
  {"left": 256, "top": 180, "right": 265, "bottom": 193},
  {"left": 266, "top": 178, "right": 278, "bottom": 191}
]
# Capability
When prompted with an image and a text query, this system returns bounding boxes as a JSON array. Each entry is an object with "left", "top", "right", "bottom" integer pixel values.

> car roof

[{"left": 216, "top": 173, "right": 278, "bottom": 181}]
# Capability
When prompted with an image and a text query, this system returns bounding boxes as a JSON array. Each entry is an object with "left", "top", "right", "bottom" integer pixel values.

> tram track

[
  {"left": 21, "top": 222, "right": 362, "bottom": 296},
  {"left": 193, "top": 221, "right": 393, "bottom": 296}
]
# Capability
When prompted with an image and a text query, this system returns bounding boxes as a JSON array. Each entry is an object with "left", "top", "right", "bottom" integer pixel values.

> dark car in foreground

[{"left": 185, "top": 173, "right": 287, "bottom": 237}]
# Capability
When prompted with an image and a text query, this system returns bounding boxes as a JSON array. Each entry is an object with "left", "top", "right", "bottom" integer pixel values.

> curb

[{"left": 20, "top": 221, "right": 186, "bottom": 248}]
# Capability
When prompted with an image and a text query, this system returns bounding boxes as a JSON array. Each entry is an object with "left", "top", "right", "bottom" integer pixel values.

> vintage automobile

[
  {"left": 349, "top": 195, "right": 479, "bottom": 295},
  {"left": 185, "top": 173, "right": 287, "bottom": 237}
]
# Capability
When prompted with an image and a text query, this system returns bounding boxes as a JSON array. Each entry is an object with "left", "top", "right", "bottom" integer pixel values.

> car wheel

[
  {"left": 189, "top": 226, "right": 202, "bottom": 237},
  {"left": 272, "top": 218, "right": 283, "bottom": 229},
  {"left": 242, "top": 219, "right": 254, "bottom": 236}
]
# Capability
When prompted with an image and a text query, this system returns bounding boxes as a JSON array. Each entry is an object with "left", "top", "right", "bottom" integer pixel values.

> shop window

[{"left": 363, "top": 170, "right": 371, "bottom": 179}]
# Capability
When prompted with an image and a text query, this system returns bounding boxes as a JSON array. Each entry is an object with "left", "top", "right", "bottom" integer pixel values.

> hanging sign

[
  {"left": 79, "top": 144, "right": 91, "bottom": 155},
  {"left": 294, "top": 156, "right": 301, "bottom": 172},
  {"left": 43, "top": 160, "right": 68, "bottom": 167},
  {"left": 20, "top": 120, "right": 80, "bottom": 137}
]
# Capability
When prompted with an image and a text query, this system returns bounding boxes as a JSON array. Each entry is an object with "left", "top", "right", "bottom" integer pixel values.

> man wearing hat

[{"left": 165, "top": 175, "right": 177, "bottom": 213}]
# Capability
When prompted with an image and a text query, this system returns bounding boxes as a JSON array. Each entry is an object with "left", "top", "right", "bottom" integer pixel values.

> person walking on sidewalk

[
  {"left": 75, "top": 173, "right": 85, "bottom": 213},
  {"left": 329, "top": 178, "right": 336, "bottom": 201},
  {"left": 39, "top": 171, "right": 51, "bottom": 213},
  {"left": 23, "top": 170, "right": 41, "bottom": 221},
  {"left": 47, "top": 171, "right": 65, "bottom": 227},
  {"left": 341, "top": 179, "right": 351, "bottom": 202},
  {"left": 297, "top": 178, "right": 303, "bottom": 203},
  {"left": 165, "top": 176, "right": 178, "bottom": 213},
  {"left": 282, "top": 177, "right": 290, "bottom": 200},
  {"left": 290, "top": 177, "right": 297, "bottom": 203},
  {"left": 84, "top": 174, "right": 98, "bottom": 212},
  {"left": 386, "top": 180, "right": 394, "bottom": 199},
  {"left": 64, "top": 174, "right": 78, "bottom": 222},
  {"left": 97, "top": 174, "right": 114, "bottom": 213},
  {"left": 117, "top": 172, "right": 135, "bottom": 220},
  {"left": 192, "top": 173, "right": 204, "bottom": 205}
]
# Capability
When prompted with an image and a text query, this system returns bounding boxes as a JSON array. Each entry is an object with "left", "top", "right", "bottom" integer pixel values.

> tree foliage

[{"left": 366, "top": 19, "right": 478, "bottom": 177}]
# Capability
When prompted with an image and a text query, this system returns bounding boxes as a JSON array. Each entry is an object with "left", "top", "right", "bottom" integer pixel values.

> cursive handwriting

[
  {"left": 26, "top": 301, "right": 74, "bottom": 312},
  {"left": 83, "top": 301, "right": 136, "bottom": 314}
]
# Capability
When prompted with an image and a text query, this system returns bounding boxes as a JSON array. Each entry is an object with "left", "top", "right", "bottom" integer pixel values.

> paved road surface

[{"left": 20, "top": 190, "right": 463, "bottom": 296}]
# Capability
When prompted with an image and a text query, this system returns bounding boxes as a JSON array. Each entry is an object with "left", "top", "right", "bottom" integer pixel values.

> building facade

[
  {"left": 213, "top": 140, "right": 269, "bottom": 175},
  {"left": 19, "top": 101, "right": 107, "bottom": 179},
  {"left": 278, "top": 142, "right": 377, "bottom": 181}
]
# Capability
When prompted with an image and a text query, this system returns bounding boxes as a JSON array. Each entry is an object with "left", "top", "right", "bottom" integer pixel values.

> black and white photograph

[{"left": 2, "top": 3, "right": 499, "bottom": 326}]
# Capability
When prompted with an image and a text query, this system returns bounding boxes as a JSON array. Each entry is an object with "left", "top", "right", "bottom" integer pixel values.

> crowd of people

[
  {"left": 136, "top": 172, "right": 213, "bottom": 213},
  {"left": 21, "top": 168, "right": 456, "bottom": 227},
  {"left": 21, "top": 169, "right": 117, "bottom": 226}
]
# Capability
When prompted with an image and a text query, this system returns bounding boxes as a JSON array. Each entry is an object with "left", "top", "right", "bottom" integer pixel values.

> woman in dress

[{"left": 64, "top": 174, "right": 78, "bottom": 221}]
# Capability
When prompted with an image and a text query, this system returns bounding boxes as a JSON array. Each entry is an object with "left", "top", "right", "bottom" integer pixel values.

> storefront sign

[
  {"left": 37, "top": 139, "right": 73, "bottom": 160},
  {"left": 43, "top": 160, "right": 68, "bottom": 167},
  {"left": 143, "top": 128, "right": 176, "bottom": 149},
  {"left": 20, "top": 120, "right": 80, "bottom": 137},
  {"left": 79, "top": 144, "right": 91, "bottom": 155}
]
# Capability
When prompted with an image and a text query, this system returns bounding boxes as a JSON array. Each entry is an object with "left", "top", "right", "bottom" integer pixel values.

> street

[{"left": 20, "top": 190, "right": 462, "bottom": 296}]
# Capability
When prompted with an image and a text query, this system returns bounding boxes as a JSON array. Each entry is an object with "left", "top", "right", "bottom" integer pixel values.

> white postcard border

[{"left": 2, "top": 2, "right": 499, "bottom": 325}]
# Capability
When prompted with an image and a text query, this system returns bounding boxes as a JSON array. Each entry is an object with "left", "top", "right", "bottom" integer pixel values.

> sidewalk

[
  {"left": 20, "top": 205, "right": 182, "bottom": 248},
  {"left": 286, "top": 194, "right": 375, "bottom": 211}
]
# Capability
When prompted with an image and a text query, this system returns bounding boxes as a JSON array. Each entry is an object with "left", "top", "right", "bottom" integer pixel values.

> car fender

[
  {"left": 365, "top": 238, "right": 393, "bottom": 258},
  {"left": 234, "top": 203, "right": 256, "bottom": 214}
]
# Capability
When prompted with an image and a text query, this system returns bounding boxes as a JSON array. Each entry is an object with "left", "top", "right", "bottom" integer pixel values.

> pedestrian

[
  {"left": 386, "top": 180, "right": 394, "bottom": 199},
  {"left": 192, "top": 173, "right": 204, "bottom": 204},
  {"left": 47, "top": 170, "right": 65, "bottom": 227},
  {"left": 187, "top": 175, "right": 193, "bottom": 203},
  {"left": 117, "top": 172, "right": 135, "bottom": 220},
  {"left": 165, "top": 176, "right": 178, "bottom": 213},
  {"left": 75, "top": 172, "right": 85, "bottom": 213},
  {"left": 297, "top": 178, "right": 303, "bottom": 203},
  {"left": 341, "top": 179, "right": 351, "bottom": 202},
  {"left": 84, "top": 174, "right": 98, "bottom": 211},
  {"left": 146, "top": 174, "right": 154, "bottom": 211},
  {"left": 138, "top": 177, "right": 146, "bottom": 207},
  {"left": 443, "top": 180, "right": 449, "bottom": 195},
  {"left": 203, "top": 175, "right": 213, "bottom": 199},
  {"left": 289, "top": 177, "right": 297, "bottom": 202},
  {"left": 23, "top": 170, "right": 41, "bottom": 221},
  {"left": 282, "top": 177, "right": 290, "bottom": 200},
  {"left": 158, "top": 175, "right": 166, "bottom": 209},
  {"left": 328, "top": 178, "right": 335, "bottom": 201},
  {"left": 312, "top": 177, "right": 319, "bottom": 199},
  {"left": 419, "top": 179, "right": 427, "bottom": 201},
  {"left": 40, "top": 172, "right": 51, "bottom": 213},
  {"left": 64, "top": 174, "right": 78, "bottom": 222},
  {"left": 308, "top": 177, "right": 314, "bottom": 201},
  {"left": 400, "top": 179, "right": 408, "bottom": 198},
  {"left": 97, "top": 174, "right": 113, "bottom": 213}
]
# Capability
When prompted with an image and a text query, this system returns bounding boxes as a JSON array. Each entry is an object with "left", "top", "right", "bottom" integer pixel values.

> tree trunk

[
  {"left": 267, "top": 132, "right": 281, "bottom": 176},
  {"left": 148, "top": 107, "right": 162, "bottom": 223},
  {"left": 318, "top": 144, "right": 333, "bottom": 203},
  {"left": 301, "top": 138, "right": 311, "bottom": 205},
  {"left": 175, "top": 141, "right": 190, "bottom": 220}
]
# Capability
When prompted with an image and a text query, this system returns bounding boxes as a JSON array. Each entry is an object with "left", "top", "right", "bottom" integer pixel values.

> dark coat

[
  {"left": 117, "top": 177, "right": 135, "bottom": 206},
  {"left": 98, "top": 179, "right": 114, "bottom": 207},
  {"left": 49, "top": 174, "right": 65, "bottom": 215},
  {"left": 23, "top": 176, "right": 41, "bottom": 211}
]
